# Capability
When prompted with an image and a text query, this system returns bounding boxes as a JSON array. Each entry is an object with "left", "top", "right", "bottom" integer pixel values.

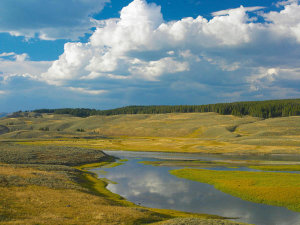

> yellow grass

[
  {"left": 0, "top": 185, "right": 164, "bottom": 225},
  {"left": 0, "top": 162, "right": 226, "bottom": 224},
  {"left": 17, "top": 136, "right": 300, "bottom": 155}
]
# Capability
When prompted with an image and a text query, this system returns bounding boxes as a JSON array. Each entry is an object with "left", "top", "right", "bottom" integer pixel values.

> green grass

[
  {"left": 170, "top": 168, "right": 300, "bottom": 212},
  {"left": 140, "top": 159, "right": 300, "bottom": 169},
  {"left": 75, "top": 167, "right": 133, "bottom": 206},
  {"left": 249, "top": 165, "right": 300, "bottom": 171}
]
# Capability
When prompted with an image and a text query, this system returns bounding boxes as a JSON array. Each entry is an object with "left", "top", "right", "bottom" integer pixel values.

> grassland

[
  {"left": 0, "top": 143, "right": 245, "bottom": 225},
  {"left": 170, "top": 168, "right": 300, "bottom": 212},
  {"left": 1, "top": 112, "right": 300, "bottom": 223},
  {"left": 1, "top": 112, "right": 300, "bottom": 155}
]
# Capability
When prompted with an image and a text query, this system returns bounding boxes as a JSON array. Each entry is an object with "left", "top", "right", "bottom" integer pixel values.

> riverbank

[{"left": 0, "top": 143, "right": 244, "bottom": 224}]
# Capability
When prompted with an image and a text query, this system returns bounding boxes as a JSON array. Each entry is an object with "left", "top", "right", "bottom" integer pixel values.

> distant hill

[
  {"left": 1, "top": 112, "right": 300, "bottom": 154},
  {"left": 33, "top": 99, "right": 300, "bottom": 119}
]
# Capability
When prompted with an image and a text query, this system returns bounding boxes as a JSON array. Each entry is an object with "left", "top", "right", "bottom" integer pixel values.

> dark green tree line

[{"left": 33, "top": 99, "right": 300, "bottom": 118}]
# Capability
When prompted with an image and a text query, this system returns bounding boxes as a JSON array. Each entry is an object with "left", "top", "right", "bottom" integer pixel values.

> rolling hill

[{"left": 1, "top": 111, "right": 300, "bottom": 154}]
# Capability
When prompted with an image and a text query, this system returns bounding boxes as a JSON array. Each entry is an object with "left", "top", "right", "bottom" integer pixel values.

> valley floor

[{"left": 1, "top": 112, "right": 300, "bottom": 224}]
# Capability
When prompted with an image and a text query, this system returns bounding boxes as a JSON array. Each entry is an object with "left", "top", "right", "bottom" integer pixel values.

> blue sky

[{"left": 1, "top": 0, "right": 300, "bottom": 112}]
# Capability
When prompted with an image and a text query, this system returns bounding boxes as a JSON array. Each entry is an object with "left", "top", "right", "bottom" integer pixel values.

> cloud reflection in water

[{"left": 92, "top": 155, "right": 300, "bottom": 225}]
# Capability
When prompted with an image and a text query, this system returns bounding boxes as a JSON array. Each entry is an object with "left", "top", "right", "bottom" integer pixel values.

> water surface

[{"left": 91, "top": 151, "right": 300, "bottom": 225}]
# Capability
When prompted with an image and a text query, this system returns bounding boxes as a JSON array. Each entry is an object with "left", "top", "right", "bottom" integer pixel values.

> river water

[{"left": 90, "top": 151, "right": 300, "bottom": 225}]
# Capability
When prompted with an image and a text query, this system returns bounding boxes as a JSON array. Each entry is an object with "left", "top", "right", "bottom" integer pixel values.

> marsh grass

[
  {"left": 248, "top": 165, "right": 300, "bottom": 171},
  {"left": 170, "top": 168, "right": 300, "bottom": 212},
  {"left": 140, "top": 159, "right": 300, "bottom": 169}
]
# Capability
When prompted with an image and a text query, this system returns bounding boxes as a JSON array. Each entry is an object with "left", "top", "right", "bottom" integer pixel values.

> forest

[{"left": 33, "top": 99, "right": 300, "bottom": 118}]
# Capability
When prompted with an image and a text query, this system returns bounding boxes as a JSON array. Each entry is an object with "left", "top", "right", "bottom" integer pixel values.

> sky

[{"left": 1, "top": 0, "right": 300, "bottom": 112}]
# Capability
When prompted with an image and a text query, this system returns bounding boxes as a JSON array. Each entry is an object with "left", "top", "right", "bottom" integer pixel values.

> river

[{"left": 90, "top": 150, "right": 300, "bottom": 225}]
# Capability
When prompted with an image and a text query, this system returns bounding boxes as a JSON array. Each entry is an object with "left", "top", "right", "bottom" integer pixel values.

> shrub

[{"left": 39, "top": 127, "right": 49, "bottom": 131}]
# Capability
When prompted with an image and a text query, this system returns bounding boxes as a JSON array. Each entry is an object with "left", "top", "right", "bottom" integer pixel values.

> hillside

[{"left": 1, "top": 112, "right": 300, "bottom": 154}]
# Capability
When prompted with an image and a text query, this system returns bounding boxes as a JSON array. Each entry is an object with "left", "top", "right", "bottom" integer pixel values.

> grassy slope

[
  {"left": 0, "top": 143, "right": 238, "bottom": 225},
  {"left": 170, "top": 168, "right": 300, "bottom": 212},
  {"left": 1, "top": 112, "right": 300, "bottom": 154}
]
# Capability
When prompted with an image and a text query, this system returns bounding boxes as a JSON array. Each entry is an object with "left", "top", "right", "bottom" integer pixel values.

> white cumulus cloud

[
  {"left": 0, "top": 52, "right": 51, "bottom": 83},
  {"left": 42, "top": 0, "right": 263, "bottom": 84},
  {"left": 211, "top": 6, "right": 265, "bottom": 16},
  {"left": 2, "top": 0, "right": 300, "bottom": 108},
  {"left": 264, "top": 2, "right": 300, "bottom": 42}
]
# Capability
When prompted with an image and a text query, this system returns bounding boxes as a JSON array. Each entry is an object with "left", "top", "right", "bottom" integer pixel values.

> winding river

[{"left": 90, "top": 151, "right": 300, "bottom": 225}]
